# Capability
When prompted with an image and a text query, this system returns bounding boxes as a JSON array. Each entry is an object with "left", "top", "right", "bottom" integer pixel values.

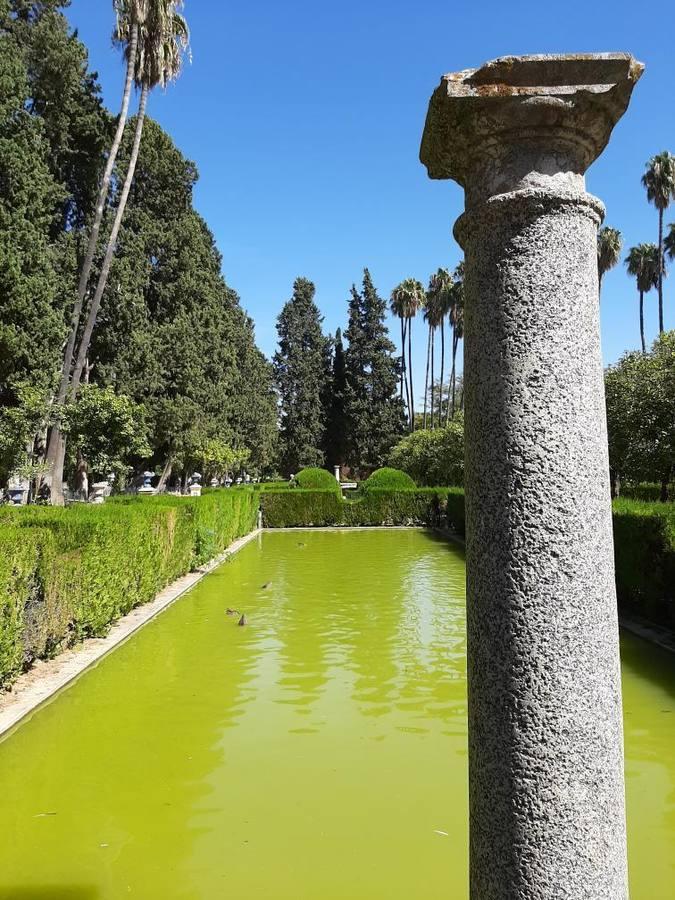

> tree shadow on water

[{"left": 0, "top": 888, "right": 99, "bottom": 900}]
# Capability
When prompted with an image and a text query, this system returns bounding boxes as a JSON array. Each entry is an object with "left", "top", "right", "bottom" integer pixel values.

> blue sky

[{"left": 66, "top": 0, "right": 675, "bottom": 399}]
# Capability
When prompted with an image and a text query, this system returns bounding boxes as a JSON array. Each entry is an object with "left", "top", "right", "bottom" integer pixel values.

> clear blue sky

[{"left": 66, "top": 0, "right": 675, "bottom": 399}]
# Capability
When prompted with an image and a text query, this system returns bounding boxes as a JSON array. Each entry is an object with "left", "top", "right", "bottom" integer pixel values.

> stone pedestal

[{"left": 420, "top": 54, "right": 643, "bottom": 900}]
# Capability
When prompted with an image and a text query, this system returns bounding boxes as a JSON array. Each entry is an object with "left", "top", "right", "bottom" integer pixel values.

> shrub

[
  {"left": 294, "top": 467, "right": 340, "bottom": 491},
  {"left": 361, "top": 467, "right": 416, "bottom": 492},
  {"left": 620, "top": 483, "right": 674, "bottom": 503},
  {"left": 388, "top": 420, "right": 464, "bottom": 487},
  {"left": 261, "top": 490, "right": 342, "bottom": 527},
  {"left": 0, "top": 490, "right": 259, "bottom": 688},
  {"left": 343, "top": 489, "right": 447, "bottom": 526}
]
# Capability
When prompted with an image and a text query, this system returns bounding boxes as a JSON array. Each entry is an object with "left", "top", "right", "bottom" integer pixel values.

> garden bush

[
  {"left": 261, "top": 490, "right": 343, "bottom": 527},
  {"left": 388, "top": 421, "right": 464, "bottom": 487},
  {"left": 294, "top": 468, "right": 340, "bottom": 491},
  {"left": 361, "top": 468, "right": 415, "bottom": 492},
  {"left": 0, "top": 490, "right": 259, "bottom": 688}
]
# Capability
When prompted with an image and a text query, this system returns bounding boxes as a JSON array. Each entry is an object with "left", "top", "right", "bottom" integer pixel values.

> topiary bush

[
  {"left": 361, "top": 467, "right": 416, "bottom": 492},
  {"left": 294, "top": 467, "right": 340, "bottom": 491}
]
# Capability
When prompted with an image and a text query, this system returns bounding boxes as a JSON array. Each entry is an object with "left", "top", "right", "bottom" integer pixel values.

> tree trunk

[
  {"left": 610, "top": 469, "right": 620, "bottom": 499},
  {"left": 399, "top": 316, "right": 405, "bottom": 403},
  {"left": 402, "top": 319, "right": 412, "bottom": 429},
  {"left": 450, "top": 331, "right": 458, "bottom": 420},
  {"left": 658, "top": 208, "right": 664, "bottom": 334},
  {"left": 44, "top": 24, "right": 139, "bottom": 505},
  {"left": 71, "top": 85, "right": 149, "bottom": 397},
  {"left": 408, "top": 316, "right": 415, "bottom": 431},
  {"left": 430, "top": 327, "right": 435, "bottom": 429},
  {"left": 660, "top": 467, "right": 671, "bottom": 502},
  {"left": 157, "top": 455, "right": 174, "bottom": 493},
  {"left": 640, "top": 290, "right": 645, "bottom": 354},
  {"left": 439, "top": 316, "right": 445, "bottom": 428},
  {"left": 423, "top": 325, "right": 431, "bottom": 430}
]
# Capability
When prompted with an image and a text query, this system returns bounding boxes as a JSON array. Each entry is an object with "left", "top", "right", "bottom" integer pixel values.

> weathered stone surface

[
  {"left": 420, "top": 54, "right": 643, "bottom": 900},
  {"left": 420, "top": 53, "right": 644, "bottom": 206}
]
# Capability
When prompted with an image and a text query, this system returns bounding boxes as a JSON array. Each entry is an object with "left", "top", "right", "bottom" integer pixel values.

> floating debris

[
  {"left": 238, "top": 614, "right": 248, "bottom": 627},
  {"left": 433, "top": 829, "right": 449, "bottom": 836},
  {"left": 261, "top": 582, "right": 272, "bottom": 590},
  {"left": 33, "top": 812, "right": 57, "bottom": 818},
  {"left": 226, "top": 608, "right": 240, "bottom": 616}
]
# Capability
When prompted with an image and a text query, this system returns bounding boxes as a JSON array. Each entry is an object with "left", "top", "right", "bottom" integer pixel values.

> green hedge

[
  {"left": 620, "top": 483, "right": 674, "bottom": 503},
  {"left": 260, "top": 488, "right": 455, "bottom": 528},
  {"left": 361, "top": 468, "right": 416, "bottom": 492},
  {"left": 0, "top": 490, "right": 258, "bottom": 688},
  {"left": 295, "top": 468, "right": 341, "bottom": 491}
]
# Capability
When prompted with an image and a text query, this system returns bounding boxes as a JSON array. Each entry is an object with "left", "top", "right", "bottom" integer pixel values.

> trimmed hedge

[
  {"left": 620, "top": 483, "right": 674, "bottom": 503},
  {"left": 361, "top": 468, "right": 416, "bottom": 492},
  {"left": 260, "top": 488, "right": 453, "bottom": 529},
  {"left": 295, "top": 468, "right": 340, "bottom": 491},
  {"left": 0, "top": 490, "right": 258, "bottom": 688}
]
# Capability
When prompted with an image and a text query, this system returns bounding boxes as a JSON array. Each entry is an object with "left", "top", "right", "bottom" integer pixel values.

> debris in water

[
  {"left": 261, "top": 582, "right": 272, "bottom": 589},
  {"left": 434, "top": 829, "right": 449, "bottom": 836},
  {"left": 33, "top": 812, "right": 57, "bottom": 818},
  {"left": 238, "top": 614, "right": 248, "bottom": 627},
  {"left": 226, "top": 608, "right": 240, "bottom": 616}
]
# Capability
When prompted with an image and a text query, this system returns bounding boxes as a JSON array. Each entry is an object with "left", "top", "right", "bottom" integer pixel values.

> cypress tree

[
  {"left": 344, "top": 269, "right": 405, "bottom": 472},
  {"left": 324, "top": 328, "right": 347, "bottom": 469},
  {"left": 273, "top": 277, "right": 330, "bottom": 474}
]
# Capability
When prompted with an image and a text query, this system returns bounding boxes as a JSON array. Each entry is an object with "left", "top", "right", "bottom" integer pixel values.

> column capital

[{"left": 420, "top": 53, "right": 643, "bottom": 207}]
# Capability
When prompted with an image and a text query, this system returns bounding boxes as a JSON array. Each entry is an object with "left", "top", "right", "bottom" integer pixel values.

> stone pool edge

[{"left": 0, "top": 527, "right": 262, "bottom": 740}]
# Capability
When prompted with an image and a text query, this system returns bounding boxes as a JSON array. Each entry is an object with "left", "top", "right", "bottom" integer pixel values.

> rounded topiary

[
  {"left": 362, "top": 467, "right": 416, "bottom": 492},
  {"left": 294, "top": 467, "right": 340, "bottom": 491}
]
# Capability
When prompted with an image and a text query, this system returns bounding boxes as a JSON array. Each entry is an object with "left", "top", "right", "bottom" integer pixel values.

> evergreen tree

[
  {"left": 0, "top": 17, "right": 65, "bottom": 481},
  {"left": 274, "top": 277, "right": 330, "bottom": 474},
  {"left": 324, "top": 328, "right": 347, "bottom": 469},
  {"left": 344, "top": 269, "right": 405, "bottom": 471}
]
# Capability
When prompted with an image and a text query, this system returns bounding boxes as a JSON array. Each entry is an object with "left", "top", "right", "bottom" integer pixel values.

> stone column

[{"left": 420, "top": 55, "right": 643, "bottom": 899}]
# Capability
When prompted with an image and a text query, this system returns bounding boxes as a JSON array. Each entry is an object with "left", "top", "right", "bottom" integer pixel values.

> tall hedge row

[
  {"left": 260, "top": 488, "right": 462, "bottom": 528},
  {"left": 0, "top": 491, "right": 258, "bottom": 688}
]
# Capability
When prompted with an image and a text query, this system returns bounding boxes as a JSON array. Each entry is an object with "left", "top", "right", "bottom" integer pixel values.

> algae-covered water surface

[{"left": 0, "top": 530, "right": 673, "bottom": 899}]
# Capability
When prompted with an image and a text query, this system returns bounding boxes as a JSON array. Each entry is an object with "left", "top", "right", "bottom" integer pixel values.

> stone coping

[{"left": 0, "top": 528, "right": 262, "bottom": 741}]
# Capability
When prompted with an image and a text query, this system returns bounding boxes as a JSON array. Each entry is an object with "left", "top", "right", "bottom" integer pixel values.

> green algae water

[{"left": 0, "top": 530, "right": 673, "bottom": 899}]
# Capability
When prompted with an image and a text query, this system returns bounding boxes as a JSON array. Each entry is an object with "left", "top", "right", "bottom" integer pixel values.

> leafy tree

[
  {"left": 642, "top": 151, "right": 675, "bottom": 333},
  {"left": 388, "top": 417, "right": 465, "bottom": 487},
  {"left": 0, "top": 21, "right": 65, "bottom": 481},
  {"left": 274, "top": 277, "right": 330, "bottom": 474},
  {"left": 324, "top": 328, "right": 347, "bottom": 469},
  {"left": 390, "top": 278, "right": 425, "bottom": 430},
  {"left": 597, "top": 226, "right": 622, "bottom": 299},
  {"left": 344, "top": 269, "right": 405, "bottom": 471},
  {"left": 605, "top": 332, "right": 675, "bottom": 500},
  {"left": 63, "top": 383, "right": 150, "bottom": 483},
  {"left": 625, "top": 243, "right": 660, "bottom": 353}
]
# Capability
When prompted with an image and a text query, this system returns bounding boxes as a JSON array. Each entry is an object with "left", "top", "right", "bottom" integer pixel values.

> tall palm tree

[
  {"left": 70, "top": 0, "right": 190, "bottom": 397},
  {"left": 642, "top": 151, "right": 675, "bottom": 333},
  {"left": 597, "top": 226, "right": 622, "bottom": 298},
  {"left": 390, "top": 288, "right": 410, "bottom": 420},
  {"left": 45, "top": 0, "right": 145, "bottom": 502},
  {"left": 665, "top": 222, "right": 675, "bottom": 270},
  {"left": 391, "top": 278, "right": 425, "bottom": 430},
  {"left": 448, "top": 261, "right": 465, "bottom": 423},
  {"left": 427, "top": 268, "right": 453, "bottom": 427},
  {"left": 625, "top": 243, "right": 659, "bottom": 353},
  {"left": 423, "top": 287, "right": 444, "bottom": 429}
]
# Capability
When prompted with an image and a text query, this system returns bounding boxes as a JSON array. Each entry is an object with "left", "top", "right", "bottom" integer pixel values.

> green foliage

[
  {"left": 0, "top": 489, "right": 258, "bottom": 686},
  {"left": 260, "top": 487, "right": 454, "bottom": 528},
  {"left": 344, "top": 269, "right": 405, "bottom": 472},
  {"left": 621, "top": 482, "right": 675, "bottom": 502},
  {"left": 295, "top": 467, "right": 340, "bottom": 491},
  {"left": 612, "top": 498, "right": 675, "bottom": 627},
  {"left": 361, "top": 467, "right": 416, "bottom": 492},
  {"left": 63, "top": 384, "right": 150, "bottom": 480},
  {"left": 324, "top": 328, "right": 347, "bottom": 468},
  {"left": 273, "top": 277, "right": 330, "bottom": 474},
  {"left": 388, "top": 420, "right": 465, "bottom": 487},
  {"left": 606, "top": 331, "right": 675, "bottom": 498}
]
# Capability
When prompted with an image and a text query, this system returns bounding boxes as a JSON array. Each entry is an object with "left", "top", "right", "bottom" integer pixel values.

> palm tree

[
  {"left": 390, "top": 288, "right": 410, "bottom": 420},
  {"left": 665, "top": 222, "right": 675, "bottom": 269},
  {"left": 423, "top": 287, "right": 444, "bottom": 429},
  {"left": 625, "top": 244, "right": 660, "bottom": 353},
  {"left": 448, "top": 261, "right": 465, "bottom": 422},
  {"left": 391, "top": 278, "right": 425, "bottom": 430},
  {"left": 45, "top": 0, "right": 145, "bottom": 502},
  {"left": 642, "top": 152, "right": 675, "bottom": 333},
  {"left": 70, "top": 0, "right": 190, "bottom": 398},
  {"left": 427, "top": 268, "right": 453, "bottom": 427},
  {"left": 597, "top": 226, "right": 622, "bottom": 298}
]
